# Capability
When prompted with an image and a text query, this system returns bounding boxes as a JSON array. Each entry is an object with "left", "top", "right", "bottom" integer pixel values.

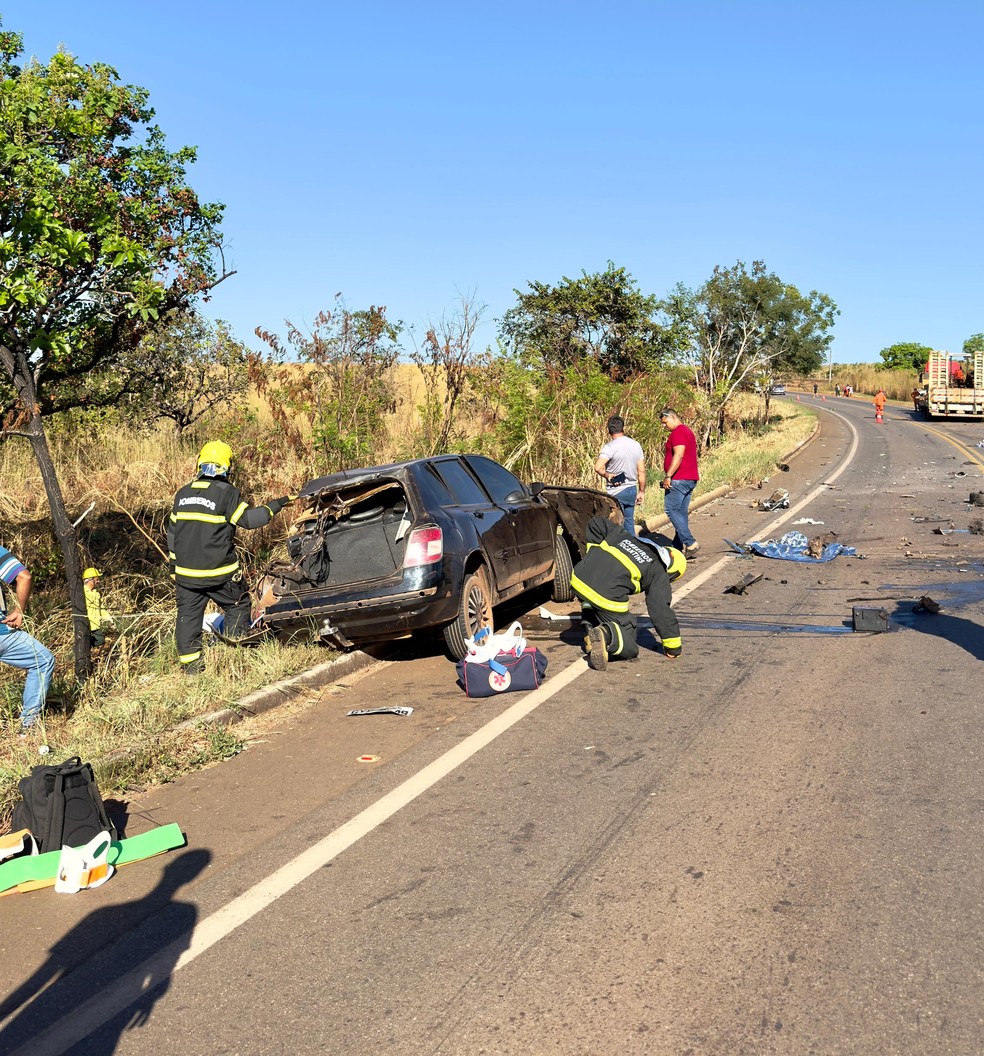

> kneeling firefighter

[
  {"left": 168, "top": 441, "right": 295, "bottom": 674},
  {"left": 570, "top": 515, "right": 686, "bottom": 671}
]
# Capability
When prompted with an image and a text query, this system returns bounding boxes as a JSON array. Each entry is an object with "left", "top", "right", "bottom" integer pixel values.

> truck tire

[
  {"left": 551, "top": 534, "right": 575, "bottom": 603},
  {"left": 443, "top": 568, "right": 493, "bottom": 660}
]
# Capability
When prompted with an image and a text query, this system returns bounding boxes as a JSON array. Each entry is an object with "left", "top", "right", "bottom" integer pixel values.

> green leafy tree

[
  {"left": 661, "top": 261, "right": 838, "bottom": 449},
  {"left": 499, "top": 263, "right": 669, "bottom": 378},
  {"left": 879, "top": 342, "right": 933, "bottom": 372},
  {"left": 256, "top": 298, "right": 402, "bottom": 474},
  {"left": 120, "top": 312, "right": 250, "bottom": 437},
  {"left": 0, "top": 24, "right": 229, "bottom": 675},
  {"left": 963, "top": 333, "right": 984, "bottom": 356},
  {"left": 469, "top": 352, "right": 678, "bottom": 485}
]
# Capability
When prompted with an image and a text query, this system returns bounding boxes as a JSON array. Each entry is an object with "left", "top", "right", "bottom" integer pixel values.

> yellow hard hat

[
  {"left": 197, "top": 441, "right": 232, "bottom": 478},
  {"left": 83, "top": 567, "right": 101, "bottom": 580},
  {"left": 664, "top": 547, "right": 687, "bottom": 583}
]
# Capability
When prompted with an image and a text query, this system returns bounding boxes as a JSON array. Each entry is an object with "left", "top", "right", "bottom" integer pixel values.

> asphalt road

[{"left": 2, "top": 394, "right": 984, "bottom": 1056}]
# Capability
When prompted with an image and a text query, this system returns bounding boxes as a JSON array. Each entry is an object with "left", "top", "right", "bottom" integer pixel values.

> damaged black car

[{"left": 257, "top": 454, "right": 620, "bottom": 658}]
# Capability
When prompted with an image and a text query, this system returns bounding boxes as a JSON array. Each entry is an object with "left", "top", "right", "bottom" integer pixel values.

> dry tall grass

[{"left": 797, "top": 366, "right": 917, "bottom": 401}]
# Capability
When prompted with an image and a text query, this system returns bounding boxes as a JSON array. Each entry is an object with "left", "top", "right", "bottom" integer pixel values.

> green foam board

[{"left": 0, "top": 823, "right": 186, "bottom": 895}]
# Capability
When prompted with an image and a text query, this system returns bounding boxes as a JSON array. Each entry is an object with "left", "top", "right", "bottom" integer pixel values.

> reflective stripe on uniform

[
  {"left": 594, "top": 540, "right": 643, "bottom": 592},
  {"left": 229, "top": 502, "right": 249, "bottom": 525},
  {"left": 190, "top": 481, "right": 211, "bottom": 489},
  {"left": 174, "top": 561, "right": 239, "bottom": 578},
  {"left": 173, "top": 512, "right": 228, "bottom": 525},
  {"left": 179, "top": 650, "right": 202, "bottom": 664},
  {"left": 570, "top": 573, "right": 629, "bottom": 613},
  {"left": 609, "top": 623, "right": 625, "bottom": 656},
  {"left": 662, "top": 636, "right": 682, "bottom": 650}
]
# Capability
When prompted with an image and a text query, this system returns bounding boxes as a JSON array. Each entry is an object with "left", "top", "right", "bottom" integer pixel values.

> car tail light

[{"left": 404, "top": 525, "right": 443, "bottom": 567}]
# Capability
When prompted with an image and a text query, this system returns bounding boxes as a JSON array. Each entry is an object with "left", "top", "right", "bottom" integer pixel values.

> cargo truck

[{"left": 918, "top": 350, "right": 984, "bottom": 419}]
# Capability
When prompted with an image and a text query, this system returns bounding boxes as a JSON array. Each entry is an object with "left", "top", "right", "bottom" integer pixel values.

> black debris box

[{"left": 852, "top": 606, "right": 889, "bottom": 633}]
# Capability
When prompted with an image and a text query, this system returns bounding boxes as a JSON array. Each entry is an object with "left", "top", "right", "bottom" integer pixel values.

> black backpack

[{"left": 10, "top": 756, "right": 117, "bottom": 853}]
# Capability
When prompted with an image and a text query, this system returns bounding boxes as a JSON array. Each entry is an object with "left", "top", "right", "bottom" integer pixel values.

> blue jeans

[
  {"left": 0, "top": 629, "right": 55, "bottom": 727},
  {"left": 663, "top": 479, "right": 697, "bottom": 548},
  {"left": 612, "top": 485, "right": 638, "bottom": 535}
]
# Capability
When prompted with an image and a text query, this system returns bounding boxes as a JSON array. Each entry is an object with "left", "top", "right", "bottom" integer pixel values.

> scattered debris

[
  {"left": 969, "top": 519, "right": 984, "bottom": 535},
  {"left": 852, "top": 606, "right": 889, "bottom": 633},
  {"left": 747, "top": 531, "right": 856, "bottom": 563},
  {"left": 914, "top": 596, "right": 942, "bottom": 614},
  {"left": 755, "top": 488, "right": 790, "bottom": 512},
  {"left": 792, "top": 518, "right": 824, "bottom": 525},
  {"left": 970, "top": 492, "right": 984, "bottom": 507},
  {"left": 776, "top": 463, "right": 790, "bottom": 472},
  {"left": 725, "top": 573, "right": 764, "bottom": 596}
]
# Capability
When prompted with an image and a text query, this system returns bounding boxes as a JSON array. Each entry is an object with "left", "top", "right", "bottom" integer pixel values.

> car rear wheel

[
  {"left": 551, "top": 534, "right": 575, "bottom": 603},
  {"left": 443, "top": 568, "right": 493, "bottom": 660}
]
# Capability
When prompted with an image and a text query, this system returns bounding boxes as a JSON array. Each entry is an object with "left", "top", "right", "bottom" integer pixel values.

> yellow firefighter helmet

[{"left": 197, "top": 441, "right": 233, "bottom": 478}]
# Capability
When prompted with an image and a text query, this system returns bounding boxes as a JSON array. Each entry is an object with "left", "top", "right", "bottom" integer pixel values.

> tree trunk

[{"left": 25, "top": 409, "right": 93, "bottom": 679}]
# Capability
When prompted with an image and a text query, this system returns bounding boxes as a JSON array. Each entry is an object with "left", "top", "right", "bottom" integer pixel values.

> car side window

[
  {"left": 465, "top": 456, "right": 528, "bottom": 505},
  {"left": 416, "top": 463, "right": 455, "bottom": 506},
  {"left": 433, "top": 460, "right": 489, "bottom": 505}
]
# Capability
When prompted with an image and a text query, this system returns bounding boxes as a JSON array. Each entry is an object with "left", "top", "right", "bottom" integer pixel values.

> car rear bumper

[{"left": 262, "top": 574, "right": 459, "bottom": 643}]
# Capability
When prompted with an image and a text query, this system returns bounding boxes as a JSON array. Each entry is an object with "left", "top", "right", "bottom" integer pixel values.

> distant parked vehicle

[
  {"left": 769, "top": 382, "right": 786, "bottom": 396},
  {"left": 920, "top": 350, "right": 984, "bottom": 419}
]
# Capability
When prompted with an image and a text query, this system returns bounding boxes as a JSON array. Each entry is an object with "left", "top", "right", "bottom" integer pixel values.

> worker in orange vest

[{"left": 873, "top": 389, "right": 886, "bottom": 422}]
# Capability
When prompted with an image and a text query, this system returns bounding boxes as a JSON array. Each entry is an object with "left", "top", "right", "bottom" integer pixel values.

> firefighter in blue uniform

[
  {"left": 168, "top": 441, "right": 294, "bottom": 673},
  {"left": 570, "top": 515, "right": 686, "bottom": 670}
]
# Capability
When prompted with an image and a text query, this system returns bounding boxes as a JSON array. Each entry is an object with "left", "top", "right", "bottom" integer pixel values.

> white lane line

[
  {"left": 11, "top": 659, "right": 589, "bottom": 1056},
  {"left": 15, "top": 411, "right": 863, "bottom": 1055}
]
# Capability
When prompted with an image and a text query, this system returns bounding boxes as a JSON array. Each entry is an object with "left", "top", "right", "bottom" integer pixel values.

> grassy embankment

[{"left": 0, "top": 394, "right": 815, "bottom": 826}]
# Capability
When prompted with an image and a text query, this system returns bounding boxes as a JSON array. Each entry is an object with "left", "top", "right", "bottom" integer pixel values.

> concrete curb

[
  {"left": 85, "top": 650, "right": 381, "bottom": 783},
  {"left": 643, "top": 484, "right": 733, "bottom": 533},
  {"left": 176, "top": 649, "right": 381, "bottom": 732}
]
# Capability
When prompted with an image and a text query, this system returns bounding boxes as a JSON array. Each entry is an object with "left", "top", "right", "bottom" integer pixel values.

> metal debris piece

[
  {"left": 758, "top": 488, "right": 790, "bottom": 512},
  {"left": 969, "top": 519, "right": 984, "bottom": 535},
  {"left": 914, "top": 596, "right": 942, "bottom": 614},
  {"left": 852, "top": 607, "right": 889, "bottom": 633},
  {"left": 725, "top": 573, "right": 764, "bottom": 596},
  {"left": 347, "top": 706, "right": 414, "bottom": 717}
]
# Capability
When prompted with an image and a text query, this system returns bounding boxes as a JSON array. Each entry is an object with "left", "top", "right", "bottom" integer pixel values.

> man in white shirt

[{"left": 595, "top": 416, "right": 646, "bottom": 536}]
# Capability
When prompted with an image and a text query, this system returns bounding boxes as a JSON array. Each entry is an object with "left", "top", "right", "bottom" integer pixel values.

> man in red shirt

[{"left": 659, "top": 408, "right": 701, "bottom": 557}]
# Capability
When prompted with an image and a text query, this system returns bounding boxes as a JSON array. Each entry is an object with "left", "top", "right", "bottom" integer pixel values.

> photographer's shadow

[
  {"left": 0, "top": 848, "right": 209, "bottom": 1056},
  {"left": 888, "top": 603, "right": 984, "bottom": 662}
]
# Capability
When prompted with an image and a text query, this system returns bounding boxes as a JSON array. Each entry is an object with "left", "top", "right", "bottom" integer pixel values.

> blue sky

[{"left": 8, "top": 1, "right": 984, "bottom": 364}]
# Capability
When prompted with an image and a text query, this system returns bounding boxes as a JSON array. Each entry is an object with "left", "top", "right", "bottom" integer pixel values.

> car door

[
  {"left": 431, "top": 457, "right": 521, "bottom": 592},
  {"left": 464, "top": 456, "right": 554, "bottom": 582}
]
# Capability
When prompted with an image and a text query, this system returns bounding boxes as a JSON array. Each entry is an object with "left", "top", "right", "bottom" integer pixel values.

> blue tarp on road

[{"left": 747, "top": 530, "right": 857, "bottom": 563}]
